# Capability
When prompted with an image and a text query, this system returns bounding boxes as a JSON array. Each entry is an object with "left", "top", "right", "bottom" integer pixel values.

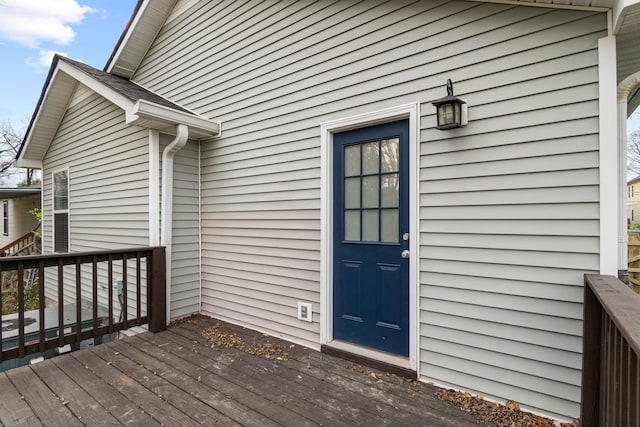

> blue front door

[{"left": 333, "top": 120, "right": 409, "bottom": 356}]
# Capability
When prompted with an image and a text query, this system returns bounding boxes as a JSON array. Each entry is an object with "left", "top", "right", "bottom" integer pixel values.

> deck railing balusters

[
  {"left": 108, "top": 254, "right": 113, "bottom": 332},
  {"left": 38, "top": 259, "right": 45, "bottom": 354},
  {"left": 92, "top": 255, "right": 98, "bottom": 335},
  {"left": 0, "top": 247, "right": 166, "bottom": 363},
  {"left": 17, "top": 260, "right": 24, "bottom": 358},
  {"left": 122, "top": 256, "right": 127, "bottom": 326},
  {"left": 57, "top": 258, "right": 64, "bottom": 347},
  {"left": 75, "top": 258, "right": 81, "bottom": 342},
  {"left": 136, "top": 253, "right": 141, "bottom": 324}
]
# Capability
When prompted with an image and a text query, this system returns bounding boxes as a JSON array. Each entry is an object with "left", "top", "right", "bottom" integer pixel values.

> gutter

[{"left": 160, "top": 123, "right": 189, "bottom": 324}]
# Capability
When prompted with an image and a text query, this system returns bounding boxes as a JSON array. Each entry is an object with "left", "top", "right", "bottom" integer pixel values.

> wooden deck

[{"left": 0, "top": 314, "right": 477, "bottom": 426}]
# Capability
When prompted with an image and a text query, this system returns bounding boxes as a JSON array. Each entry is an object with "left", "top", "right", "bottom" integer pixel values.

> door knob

[{"left": 401, "top": 250, "right": 410, "bottom": 259}]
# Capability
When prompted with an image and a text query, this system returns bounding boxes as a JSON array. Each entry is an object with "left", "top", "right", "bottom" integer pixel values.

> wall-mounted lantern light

[{"left": 432, "top": 79, "right": 468, "bottom": 130}]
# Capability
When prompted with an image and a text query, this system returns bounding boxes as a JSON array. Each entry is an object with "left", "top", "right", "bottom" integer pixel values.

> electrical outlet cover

[{"left": 298, "top": 302, "right": 312, "bottom": 322}]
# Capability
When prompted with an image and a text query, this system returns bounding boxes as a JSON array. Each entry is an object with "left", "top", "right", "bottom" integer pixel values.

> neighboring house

[
  {"left": 0, "top": 187, "right": 40, "bottom": 251},
  {"left": 15, "top": 0, "right": 640, "bottom": 421},
  {"left": 628, "top": 176, "right": 640, "bottom": 225}
]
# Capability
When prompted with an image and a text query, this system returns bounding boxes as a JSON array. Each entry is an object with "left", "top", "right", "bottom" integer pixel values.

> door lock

[{"left": 402, "top": 233, "right": 410, "bottom": 241}]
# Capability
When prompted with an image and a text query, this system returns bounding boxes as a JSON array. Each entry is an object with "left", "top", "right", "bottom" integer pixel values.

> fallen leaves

[
  {"left": 435, "top": 389, "right": 579, "bottom": 427},
  {"left": 246, "top": 342, "right": 289, "bottom": 361},
  {"left": 201, "top": 324, "right": 289, "bottom": 362},
  {"left": 201, "top": 325, "right": 244, "bottom": 350}
]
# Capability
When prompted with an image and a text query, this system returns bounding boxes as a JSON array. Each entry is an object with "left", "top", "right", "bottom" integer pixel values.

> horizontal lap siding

[
  {"left": 134, "top": 0, "right": 604, "bottom": 418},
  {"left": 415, "top": 5, "right": 604, "bottom": 420},
  {"left": 160, "top": 134, "right": 201, "bottom": 320},
  {"left": 43, "top": 89, "right": 149, "bottom": 251}
]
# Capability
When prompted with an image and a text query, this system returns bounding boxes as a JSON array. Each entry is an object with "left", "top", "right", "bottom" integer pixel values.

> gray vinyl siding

[
  {"left": 134, "top": 0, "right": 605, "bottom": 419},
  {"left": 42, "top": 87, "right": 150, "bottom": 315},
  {"left": 43, "top": 90, "right": 149, "bottom": 251},
  {"left": 159, "top": 134, "right": 201, "bottom": 320}
]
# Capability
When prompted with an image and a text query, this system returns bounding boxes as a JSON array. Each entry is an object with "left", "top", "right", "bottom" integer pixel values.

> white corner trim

[
  {"left": 319, "top": 102, "right": 420, "bottom": 372},
  {"left": 598, "top": 36, "right": 619, "bottom": 275},
  {"left": 149, "top": 130, "right": 160, "bottom": 246}
]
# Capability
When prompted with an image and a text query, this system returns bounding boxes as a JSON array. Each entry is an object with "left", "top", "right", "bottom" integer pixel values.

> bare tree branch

[{"left": 0, "top": 120, "right": 39, "bottom": 187}]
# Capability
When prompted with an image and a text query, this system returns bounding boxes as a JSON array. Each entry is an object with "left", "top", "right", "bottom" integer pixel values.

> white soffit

[{"left": 106, "top": 0, "right": 177, "bottom": 78}]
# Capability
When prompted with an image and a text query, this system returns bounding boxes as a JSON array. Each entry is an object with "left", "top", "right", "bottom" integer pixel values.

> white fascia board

[
  {"left": 15, "top": 158, "right": 43, "bottom": 169},
  {"left": 106, "top": 0, "right": 176, "bottom": 78},
  {"left": 105, "top": 0, "right": 149, "bottom": 76},
  {"left": 129, "top": 99, "right": 221, "bottom": 138},
  {"left": 18, "top": 66, "right": 72, "bottom": 167}
]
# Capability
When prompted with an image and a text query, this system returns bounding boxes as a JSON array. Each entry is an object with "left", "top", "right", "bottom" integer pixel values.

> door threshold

[{"left": 322, "top": 340, "right": 416, "bottom": 380}]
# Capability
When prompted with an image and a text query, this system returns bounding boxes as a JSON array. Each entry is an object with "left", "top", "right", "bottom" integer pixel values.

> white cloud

[
  {"left": 26, "top": 50, "right": 68, "bottom": 70},
  {"left": 0, "top": 0, "right": 95, "bottom": 48}
]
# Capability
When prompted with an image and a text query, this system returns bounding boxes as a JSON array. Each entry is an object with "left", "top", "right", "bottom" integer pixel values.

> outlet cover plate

[{"left": 298, "top": 302, "right": 312, "bottom": 322}]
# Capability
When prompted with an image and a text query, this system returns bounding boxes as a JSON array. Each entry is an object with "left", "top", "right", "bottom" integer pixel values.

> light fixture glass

[{"left": 432, "top": 79, "right": 467, "bottom": 130}]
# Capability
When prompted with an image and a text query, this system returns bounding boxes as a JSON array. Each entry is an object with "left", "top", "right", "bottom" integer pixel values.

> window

[
  {"left": 2, "top": 201, "right": 8, "bottom": 236},
  {"left": 343, "top": 138, "right": 400, "bottom": 243},
  {"left": 53, "top": 169, "right": 69, "bottom": 252}
]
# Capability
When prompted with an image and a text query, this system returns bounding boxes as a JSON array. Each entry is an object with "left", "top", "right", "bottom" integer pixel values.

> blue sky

[{"left": 0, "top": 0, "right": 136, "bottom": 133}]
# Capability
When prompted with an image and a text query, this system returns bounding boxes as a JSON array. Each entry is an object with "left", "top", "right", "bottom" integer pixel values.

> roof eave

[
  {"left": 18, "top": 58, "right": 220, "bottom": 169},
  {"left": 128, "top": 100, "right": 221, "bottom": 139},
  {"left": 105, "top": 0, "right": 177, "bottom": 78}
]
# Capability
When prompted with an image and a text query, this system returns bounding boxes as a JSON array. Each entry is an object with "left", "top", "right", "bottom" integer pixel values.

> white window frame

[
  {"left": 320, "top": 103, "right": 420, "bottom": 372},
  {"left": 2, "top": 200, "right": 8, "bottom": 236},
  {"left": 52, "top": 168, "right": 70, "bottom": 253}
]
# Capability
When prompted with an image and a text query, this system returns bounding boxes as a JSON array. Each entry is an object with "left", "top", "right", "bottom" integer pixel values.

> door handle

[{"left": 401, "top": 250, "right": 410, "bottom": 259}]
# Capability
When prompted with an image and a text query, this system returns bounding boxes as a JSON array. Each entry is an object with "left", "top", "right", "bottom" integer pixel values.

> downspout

[{"left": 161, "top": 123, "right": 189, "bottom": 325}]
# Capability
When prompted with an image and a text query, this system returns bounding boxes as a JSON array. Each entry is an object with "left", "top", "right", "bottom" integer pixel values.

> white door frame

[{"left": 319, "top": 103, "right": 420, "bottom": 371}]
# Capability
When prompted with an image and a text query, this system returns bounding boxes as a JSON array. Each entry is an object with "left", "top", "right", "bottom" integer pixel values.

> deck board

[
  {"left": 0, "top": 372, "right": 43, "bottom": 426},
  {"left": 50, "top": 350, "right": 160, "bottom": 426},
  {"left": 29, "top": 358, "right": 121, "bottom": 426},
  {"left": 0, "top": 315, "right": 478, "bottom": 426},
  {"left": 5, "top": 365, "right": 83, "bottom": 427}
]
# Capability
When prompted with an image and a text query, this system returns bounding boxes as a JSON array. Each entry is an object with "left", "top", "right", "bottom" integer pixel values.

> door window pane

[
  {"left": 344, "top": 145, "right": 360, "bottom": 176},
  {"left": 362, "top": 210, "right": 379, "bottom": 242},
  {"left": 344, "top": 178, "right": 360, "bottom": 209},
  {"left": 381, "top": 138, "right": 399, "bottom": 172},
  {"left": 362, "top": 176, "right": 379, "bottom": 208},
  {"left": 381, "top": 210, "right": 399, "bottom": 242},
  {"left": 362, "top": 142, "right": 379, "bottom": 174},
  {"left": 381, "top": 174, "right": 399, "bottom": 207},
  {"left": 345, "top": 211, "right": 360, "bottom": 241}
]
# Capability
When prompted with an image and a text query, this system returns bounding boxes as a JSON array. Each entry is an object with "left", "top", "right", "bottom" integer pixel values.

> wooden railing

[
  {"left": 0, "top": 231, "right": 37, "bottom": 258},
  {"left": 627, "top": 235, "right": 640, "bottom": 294},
  {"left": 0, "top": 247, "right": 166, "bottom": 363},
  {"left": 581, "top": 274, "right": 640, "bottom": 426}
]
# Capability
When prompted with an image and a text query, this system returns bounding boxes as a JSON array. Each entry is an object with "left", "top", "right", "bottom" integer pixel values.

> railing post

[
  {"left": 147, "top": 247, "right": 166, "bottom": 333},
  {"left": 581, "top": 274, "right": 602, "bottom": 426}
]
